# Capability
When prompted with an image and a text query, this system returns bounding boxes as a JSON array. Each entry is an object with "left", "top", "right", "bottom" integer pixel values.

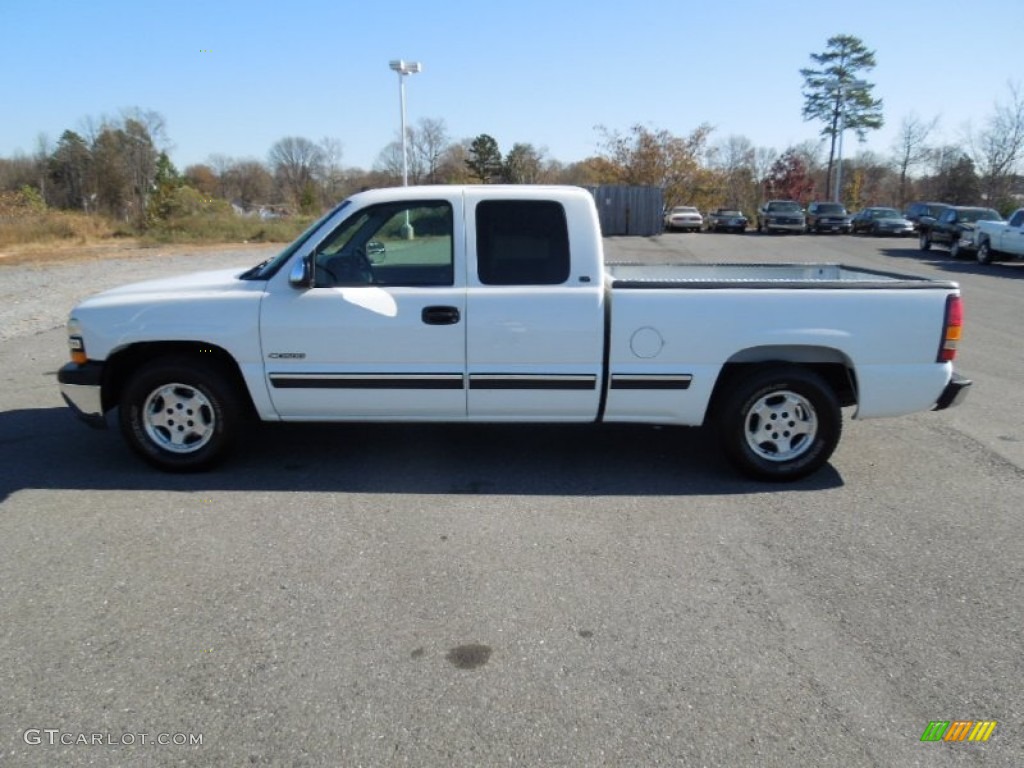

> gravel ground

[{"left": 0, "top": 243, "right": 278, "bottom": 344}]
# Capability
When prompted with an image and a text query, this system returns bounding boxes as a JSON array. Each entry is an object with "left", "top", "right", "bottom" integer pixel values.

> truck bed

[{"left": 606, "top": 262, "right": 957, "bottom": 290}]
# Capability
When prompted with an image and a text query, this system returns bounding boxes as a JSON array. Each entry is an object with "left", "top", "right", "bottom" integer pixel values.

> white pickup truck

[
  {"left": 58, "top": 185, "right": 971, "bottom": 481},
  {"left": 972, "top": 208, "right": 1024, "bottom": 264}
]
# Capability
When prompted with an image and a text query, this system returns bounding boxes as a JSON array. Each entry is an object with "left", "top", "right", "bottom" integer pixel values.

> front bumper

[
  {"left": 765, "top": 221, "right": 805, "bottom": 232},
  {"left": 933, "top": 372, "right": 972, "bottom": 411},
  {"left": 57, "top": 361, "right": 108, "bottom": 429}
]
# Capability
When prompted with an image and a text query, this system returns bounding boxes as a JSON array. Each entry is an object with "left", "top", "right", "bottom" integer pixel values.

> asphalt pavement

[{"left": 1, "top": 231, "right": 1021, "bottom": 767}]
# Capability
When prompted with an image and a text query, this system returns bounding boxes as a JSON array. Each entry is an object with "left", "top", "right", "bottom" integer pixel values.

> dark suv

[
  {"left": 903, "top": 201, "right": 948, "bottom": 232},
  {"left": 805, "top": 201, "right": 852, "bottom": 233}
]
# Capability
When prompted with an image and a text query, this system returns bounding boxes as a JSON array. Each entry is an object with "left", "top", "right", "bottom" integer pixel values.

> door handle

[{"left": 422, "top": 306, "right": 460, "bottom": 325}]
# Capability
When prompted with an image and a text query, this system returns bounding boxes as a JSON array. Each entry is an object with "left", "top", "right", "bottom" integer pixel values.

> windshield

[
  {"left": 959, "top": 208, "right": 1003, "bottom": 223},
  {"left": 239, "top": 200, "right": 351, "bottom": 280},
  {"left": 718, "top": 209, "right": 743, "bottom": 216},
  {"left": 768, "top": 202, "right": 801, "bottom": 212},
  {"left": 815, "top": 203, "right": 845, "bottom": 214},
  {"left": 871, "top": 208, "right": 902, "bottom": 218}
]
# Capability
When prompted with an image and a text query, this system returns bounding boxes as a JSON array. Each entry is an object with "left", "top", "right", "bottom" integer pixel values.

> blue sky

[{"left": 2, "top": 0, "right": 1020, "bottom": 172}]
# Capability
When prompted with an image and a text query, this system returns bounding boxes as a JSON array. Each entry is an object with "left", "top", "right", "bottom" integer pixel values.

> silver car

[{"left": 851, "top": 207, "right": 915, "bottom": 237}]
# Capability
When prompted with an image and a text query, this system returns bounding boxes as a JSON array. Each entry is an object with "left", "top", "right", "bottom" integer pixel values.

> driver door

[{"left": 260, "top": 196, "right": 467, "bottom": 420}]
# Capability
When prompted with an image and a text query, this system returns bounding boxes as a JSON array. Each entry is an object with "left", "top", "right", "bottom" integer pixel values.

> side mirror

[
  {"left": 366, "top": 239, "right": 386, "bottom": 265},
  {"left": 289, "top": 255, "right": 312, "bottom": 288}
]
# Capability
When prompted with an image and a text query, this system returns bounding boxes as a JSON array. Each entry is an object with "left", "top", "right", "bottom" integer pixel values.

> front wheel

[
  {"left": 119, "top": 358, "right": 240, "bottom": 471},
  {"left": 976, "top": 240, "right": 994, "bottom": 265},
  {"left": 950, "top": 240, "right": 962, "bottom": 259},
  {"left": 919, "top": 233, "right": 932, "bottom": 251},
  {"left": 717, "top": 366, "right": 841, "bottom": 481}
]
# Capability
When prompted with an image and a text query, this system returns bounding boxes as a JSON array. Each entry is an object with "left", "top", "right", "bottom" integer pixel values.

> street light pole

[
  {"left": 389, "top": 59, "right": 421, "bottom": 239},
  {"left": 388, "top": 59, "right": 422, "bottom": 188},
  {"left": 832, "top": 79, "right": 867, "bottom": 204}
]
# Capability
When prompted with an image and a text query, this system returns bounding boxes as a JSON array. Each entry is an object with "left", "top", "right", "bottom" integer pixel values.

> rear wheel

[
  {"left": 919, "top": 233, "right": 932, "bottom": 251},
  {"left": 717, "top": 366, "right": 841, "bottom": 481},
  {"left": 119, "top": 357, "right": 240, "bottom": 471}
]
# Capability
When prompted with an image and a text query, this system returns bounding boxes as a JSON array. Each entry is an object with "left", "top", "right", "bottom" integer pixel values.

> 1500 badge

[{"left": 267, "top": 352, "right": 306, "bottom": 359}]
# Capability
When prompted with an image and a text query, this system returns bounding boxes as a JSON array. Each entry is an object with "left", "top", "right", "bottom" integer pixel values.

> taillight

[{"left": 938, "top": 295, "right": 963, "bottom": 362}]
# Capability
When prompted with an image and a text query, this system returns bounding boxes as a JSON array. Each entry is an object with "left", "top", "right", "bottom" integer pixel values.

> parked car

[
  {"left": 850, "top": 207, "right": 915, "bottom": 237},
  {"left": 57, "top": 185, "right": 971, "bottom": 481},
  {"left": 903, "top": 201, "right": 948, "bottom": 232},
  {"left": 664, "top": 206, "right": 703, "bottom": 232},
  {"left": 706, "top": 208, "right": 748, "bottom": 233},
  {"left": 757, "top": 200, "right": 806, "bottom": 233},
  {"left": 805, "top": 202, "right": 852, "bottom": 234},
  {"left": 971, "top": 208, "right": 1024, "bottom": 264},
  {"left": 919, "top": 206, "right": 1004, "bottom": 258}
]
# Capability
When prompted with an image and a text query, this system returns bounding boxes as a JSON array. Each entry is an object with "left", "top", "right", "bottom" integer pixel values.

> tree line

[{"left": 1, "top": 40, "right": 1021, "bottom": 230}]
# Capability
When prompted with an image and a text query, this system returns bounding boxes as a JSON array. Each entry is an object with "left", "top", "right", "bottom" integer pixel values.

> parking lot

[{"left": 1, "top": 232, "right": 1022, "bottom": 766}]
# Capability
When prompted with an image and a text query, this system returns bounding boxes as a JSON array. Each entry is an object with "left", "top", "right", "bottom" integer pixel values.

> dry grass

[
  {"left": 0, "top": 211, "right": 118, "bottom": 249},
  {"left": 143, "top": 212, "right": 313, "bottom": 245},
  {"left": 0, "top": 189, "right": 311, "bottom": 262}
]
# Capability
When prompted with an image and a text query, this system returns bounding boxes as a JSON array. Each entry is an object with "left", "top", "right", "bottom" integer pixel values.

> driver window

[{"left": 314, "top": 201, "right": 454, "bottom": 287}]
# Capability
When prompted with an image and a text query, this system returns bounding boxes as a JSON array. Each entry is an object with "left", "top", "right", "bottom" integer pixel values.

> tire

[
  {"left": 717, "top": 366, "right": 841, "bottom": 481},
  {"left": 119, "top": 357, "right": 241, "bottom": 472},
  {"left": 919, "top": 233, "right": 932, "bottom": 251},
  {"left": 976, "top": 240, "right": 994, "bottom": 265},
  {"left": 949, "top": 239, "right": 961, "bottom": 259}
]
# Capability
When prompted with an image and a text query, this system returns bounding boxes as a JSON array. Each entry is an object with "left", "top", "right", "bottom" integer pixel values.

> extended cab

[
  {"left": 972, "top": 208, "right": 1024, "bottom": 264},
  {"left": 58, "top": 185, "right": 971, "bottom": 481}
]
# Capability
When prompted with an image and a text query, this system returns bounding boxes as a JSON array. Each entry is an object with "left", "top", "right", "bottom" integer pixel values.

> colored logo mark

[{"left": 921, "top": 720, "right": 997, "bottom": 742}]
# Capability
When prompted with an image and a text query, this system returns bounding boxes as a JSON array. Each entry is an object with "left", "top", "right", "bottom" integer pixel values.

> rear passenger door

[{"left": 464, "top": 193, "right": 605, "bottom": 421}]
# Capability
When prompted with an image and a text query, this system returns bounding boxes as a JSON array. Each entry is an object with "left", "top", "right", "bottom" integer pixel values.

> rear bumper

[
  {"left": 933, "top": 372, "right": 972, "bottom": 411},
  {"left": 57, "top": 361, "right": 108, "bottom": 429}
]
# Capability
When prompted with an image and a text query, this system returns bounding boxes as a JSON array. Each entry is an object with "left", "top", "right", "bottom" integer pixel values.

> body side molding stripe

[
  {"left": 269, "top": 373, "right": 464, "bottom": 390},
  {"left": 609, "top": 374, "right": 693, "bottom": 390},
  {"left": 469, "top": 374, "right": 597, "bottom": 391}
]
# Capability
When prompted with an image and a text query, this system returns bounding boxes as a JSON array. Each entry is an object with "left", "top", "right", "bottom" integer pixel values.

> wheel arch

[
  {"left": 709, "top": 346, "right": 858, "bottom": 414},
  {"left": 101, "top": 341, "right": 256, "bottom": 417}
]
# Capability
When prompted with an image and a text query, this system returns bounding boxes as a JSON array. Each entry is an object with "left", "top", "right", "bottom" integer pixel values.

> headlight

[{"left": 67, "top": 317, "right": 87, "bottom": 364}]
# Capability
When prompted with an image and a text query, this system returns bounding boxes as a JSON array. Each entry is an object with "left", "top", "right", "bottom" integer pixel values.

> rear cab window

[{"left": 475, "top": 200, "right": 570, "bottom": 285}]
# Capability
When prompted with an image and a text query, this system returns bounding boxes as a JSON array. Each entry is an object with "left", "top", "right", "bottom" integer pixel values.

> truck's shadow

[{"left": 0, "top": 407, "right": 842, "bottom": 501}]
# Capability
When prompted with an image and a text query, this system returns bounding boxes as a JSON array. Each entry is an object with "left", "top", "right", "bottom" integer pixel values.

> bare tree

[
  {"left": 891, "top": 113, "right": 939, "bottom": 207},
  {"left": 318, "top": 136, "right": 345, "bottom": 204},
  {"left": 268, "top": 136, "right": 325, "bottom": 211},
  {"left": 969, "top": 81, "right": 1024, "bottom": 210},
  {"left": 221, "top": 160, "right": 273, "bottom": 208},
  {"left": 753, "top": 146, "right": 779, "bottom": 200},
  {"left": 410, "top": 118, "right": 449, "bottom": 184},
  {"left": 436, "top": 140, "right": 472, "bottom": 184},
  {"left": 373, "top": 141, "right": 405, "bottom": 186}
]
